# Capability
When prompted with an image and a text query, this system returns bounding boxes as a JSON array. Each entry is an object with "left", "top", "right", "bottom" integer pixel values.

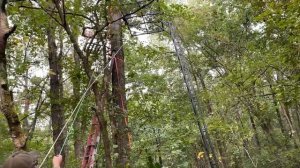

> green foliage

[{"left": 1, "top": 0, "right": 300, "bottom": 167}]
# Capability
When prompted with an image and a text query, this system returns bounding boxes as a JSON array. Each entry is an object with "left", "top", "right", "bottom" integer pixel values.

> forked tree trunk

[{"left": 0, "top": 0, "right": 27, "bottom": 150}]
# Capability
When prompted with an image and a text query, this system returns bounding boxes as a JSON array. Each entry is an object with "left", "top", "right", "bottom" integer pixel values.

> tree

[
  {"left": 1, "top": 0, "right": 300, "bottom": 167},
  {"left": 47, "top": 18, "right": 66, "bottom": 167},
  {"left": 109, "top": 3, "right": 131, "bottom": 167},
  {"left": 0, "top": 0, "right": 26, "bottom": 150}
]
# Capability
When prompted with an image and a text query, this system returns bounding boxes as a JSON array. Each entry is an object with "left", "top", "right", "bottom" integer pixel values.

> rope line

[
  {"left": 39, "top": 77, "right": 94, "bottom": 168},
  {"left": 39, "top": 44, "right": 124, "bottom": 168},
  {"left": 58, "top": 78, "right": 93, "bottom": 155}
]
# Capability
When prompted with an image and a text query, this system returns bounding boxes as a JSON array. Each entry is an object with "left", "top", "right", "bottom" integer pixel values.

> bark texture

[
  {"left": 109, "top": 5, "right": 131, "bottom": 167},
  {"left": 47, "top": 26, "right": 66, "bottom": 167},
  {"left": 72, "top": 0, "right": 84, "bottom": 158},
  {"left": 72, "top": 45, "right": 84, "bottom": 159},
  {"left": 0, "top": 0, "right": 26, "bottom": 150}
]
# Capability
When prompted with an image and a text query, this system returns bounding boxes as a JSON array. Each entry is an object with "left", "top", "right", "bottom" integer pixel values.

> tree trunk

[
  {"left": 22, "top": 70, "right": 30, "bottom": 133},
  {"left": 270, "top": 84, "right": 285, "bottom": 134},
  {"left": 27, "top": 82, "right": 46, "bottom": 140},
  {"left": 72, "top": 51, "right": 84, "bottom": 159},
  {"left": 280, "top": 102, "right": 294, "bottom": 137},
  {"left": 47, "top": 26, "right": 66, "bottom": 167},
  {"left": 51, "top": 1, "right": 113, "bottom": 166},
  {"left": 295, "top": 104, "right": 300, "bottom": 135},
  {"left": 91, "top": 83, "right": 113, "bottom": 168},
  {"left": 0, "top": 0, "right": 26, "bottom": 150},
  {"left": 109, "top": 5, "right": 131, "bottom": 167},
  {"left": 101, "top": 34, "right": 114, "bottom": 168},
  {"left": 72, "top": 0, "right": 84, "bottom": 159},
  {"left": 244, "top": 101, "right": 260, "bottom": 147}
]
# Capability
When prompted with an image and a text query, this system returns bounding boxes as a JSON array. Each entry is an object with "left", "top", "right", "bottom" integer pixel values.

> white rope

[
  {"left": 39, "top": 45, "right": 124, "bottom": 167},
  {"left": 39, "top": 77, "right": 94, "bottom": 167}
]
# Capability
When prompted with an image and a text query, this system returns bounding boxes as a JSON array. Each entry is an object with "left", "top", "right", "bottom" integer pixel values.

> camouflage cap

[{"left": 3, "top": 151, "right": 39, "bottom": 168}]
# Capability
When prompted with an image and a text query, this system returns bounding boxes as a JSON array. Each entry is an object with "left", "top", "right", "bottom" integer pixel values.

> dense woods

[{"left": 0, "top": 0, "right": 300, "bottom": 167}]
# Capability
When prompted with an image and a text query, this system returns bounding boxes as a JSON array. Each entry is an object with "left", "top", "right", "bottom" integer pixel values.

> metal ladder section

[
  {"left": 81, "top": 115, "right": 101, "bottom": 168},
  {"left": 168, "top": 22, "right": 219, "bottom": 168}
]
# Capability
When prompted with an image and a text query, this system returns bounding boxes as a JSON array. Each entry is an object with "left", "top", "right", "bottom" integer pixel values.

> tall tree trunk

[
  {"left": 280, "top": 102, "right": 295, "bottom": 137},
  {"left": 47, "top": 26, "right": 66, "bottom": 167},
  {"left": 295, "top": 104, "right": 300, "bottom": 135},
  {"left": 22, "top": 78, "right": 30, "bottom": 132},
  {"left": 236, "top": 82, "right": 261, "bottom": 147},
  {"left": 0, "top": 0, "right": 26, "bottom": 150},
  {"left": 248, "top": 109, "right": 260, "bottom": 147},
  {"left": 91, "top": 83, "right": 113, "bottom": 168},
  {"left": 101, "top": 34, "right": 114, "bottom": 168},
  {"left": 22, "top": 35, "right": 32, "bottom": 133},
  {"left": 72, "top": 0, "right": 84, "bottom": 159},
  {"left": 71, "top": 32, "right": 85, "bottom": 160},
  {"left": 276, "top": 73, "right": 295, "bottom": 138},
  {"left": 109, "top": 5, "right": 131, "bottom": 167},
  {"left": 72, "top": 51, "right": 84, "bottom": 159},
  {"left": 270, "top": 84, "right": 285, "bottom": 134},
  {"left": 22, "top": 68, "right": 30, "bottom": 132},
  {"left": 27, "top": 82, "right": 46, "bottom": 140}
]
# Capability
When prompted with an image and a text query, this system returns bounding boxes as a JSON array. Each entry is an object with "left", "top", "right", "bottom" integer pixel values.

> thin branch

[
  {"left": 4, "top": 25, "right": 17, "bottom": 39},
  {"left": 30, "top": 0, "right": 63, "bottom": 27},
  {"left": 93, "top": 0, "right": 156, "bottom": 36},
  {"left": 19, "top": 5, "right": 95, "bottom": 24},
  {"left": 9, "top": 0, "right": 26, "bottom": 2},
  {"left": 62, "top": 0, "right": 66, "bottom": 26}
]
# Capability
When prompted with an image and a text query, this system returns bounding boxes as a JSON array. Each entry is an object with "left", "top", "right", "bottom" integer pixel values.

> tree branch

[{"left": 19, "top": 5, "right": 95, "bottom": 24}]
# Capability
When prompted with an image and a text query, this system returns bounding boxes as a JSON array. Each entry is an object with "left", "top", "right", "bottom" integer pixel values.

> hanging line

[
  {"left": 39, "top": 44, "right": 124, "bottom": 168},
  {"left": 58, "top": 78, "right": 94, "bottom": 155}
]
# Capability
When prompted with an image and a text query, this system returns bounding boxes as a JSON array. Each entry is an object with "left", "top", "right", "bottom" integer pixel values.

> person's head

[{"left": 2, "top": 151, "right": 39, "bottom": 168}]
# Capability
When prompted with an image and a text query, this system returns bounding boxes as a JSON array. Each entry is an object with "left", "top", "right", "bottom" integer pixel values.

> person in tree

[{"left": 2, "top": 151, "right": 62, "bottom": 168}]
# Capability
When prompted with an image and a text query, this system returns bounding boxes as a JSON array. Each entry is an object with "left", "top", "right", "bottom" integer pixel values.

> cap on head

[{"left": 3, "top": 151, "right": 39, "bottom": 168}]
